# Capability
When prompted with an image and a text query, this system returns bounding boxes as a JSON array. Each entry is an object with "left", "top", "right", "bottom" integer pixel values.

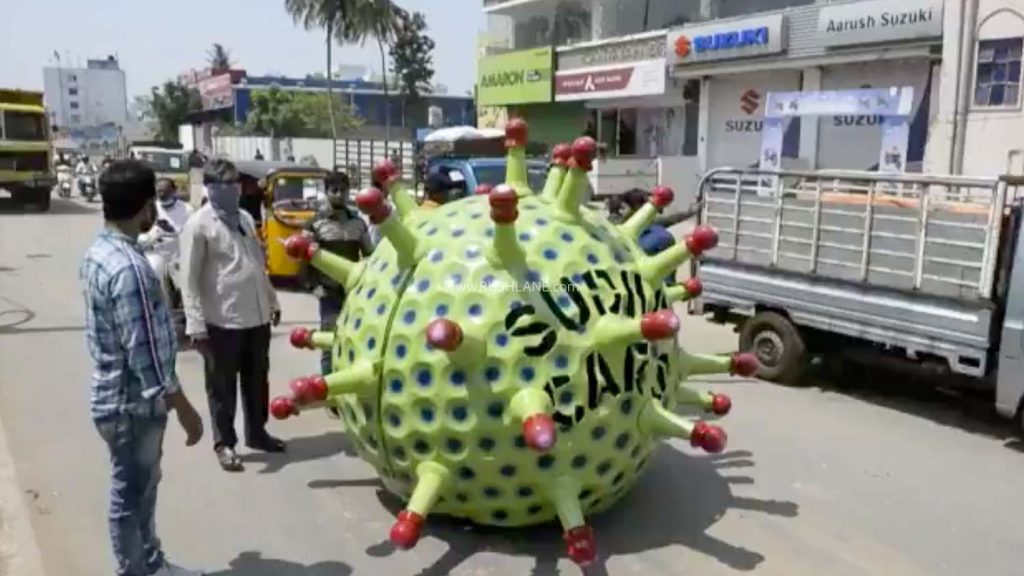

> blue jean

[
  {"left": 319, "top": 294, "right": 343, "bottom": 375},
  {"left": 95, "top": 414, "right": 167, "bottom": 576}
]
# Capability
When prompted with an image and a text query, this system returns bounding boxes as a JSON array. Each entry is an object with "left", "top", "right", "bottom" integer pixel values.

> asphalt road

[{"left": 2, "top": 196, "right": 1024, "bottom": 576}]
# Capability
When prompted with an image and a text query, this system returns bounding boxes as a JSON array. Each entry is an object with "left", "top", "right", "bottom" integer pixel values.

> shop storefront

[
  {"left": 476, "top": 46, "right": 555, "bottom": 134},
  {"left": 666, "top": 0, "right": 943, "bottom": 173}
]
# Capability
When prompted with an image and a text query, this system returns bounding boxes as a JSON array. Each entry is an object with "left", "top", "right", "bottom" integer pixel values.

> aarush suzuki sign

[
  {"left": 818, "top": 0, "right": 943, "bottom": 47},
  {"left": 667, "top": 14, "right": 786, "bottom": 65},
  {"left": 477, "top": 47, "right": 553, "bottom": 106}
]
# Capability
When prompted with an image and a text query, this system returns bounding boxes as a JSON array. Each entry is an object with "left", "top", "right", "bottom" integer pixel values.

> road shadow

[
  {"left": 208, "top": 551, "right": 352, "bottom": 575},
  {"left": 806, "top": 358, "right": 1019, "bottom": 444},
  {"left": 0, "top": 324, "right": 84, "bottom": 335},
  {"left": 317, "top": 446, "right": 797, "bottom": 576},
  {"left": 240, "top": 431, "right": 356, "bottom": 474},
  {"left": 0, "top": 197, "right": 100, "bottom": 216}
]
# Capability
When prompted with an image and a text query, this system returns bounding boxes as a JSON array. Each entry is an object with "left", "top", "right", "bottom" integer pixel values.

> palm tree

[
  {"left": 207, "top": 43, "right": 233, "bottom": 71},
  {"left": 284, "top": 0, "right": 402, "bottom": 145}
]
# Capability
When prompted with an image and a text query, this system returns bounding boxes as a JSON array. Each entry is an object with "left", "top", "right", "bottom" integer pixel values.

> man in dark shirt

[{"left": 305, "top": 172, "right": 375, "bottom": 374}]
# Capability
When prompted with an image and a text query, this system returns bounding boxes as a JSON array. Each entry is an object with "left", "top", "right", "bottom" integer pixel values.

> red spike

[
  {"left": 489, "top": 184, "right": 519, "bottom": 224},
  {"left": 730, "top": 353, "right": 759, "bottom": 377},
  {"left": 522, "top": 414, "right": 557, "bottom": 452},
  {"left": 640, "top": 310, "right": 680, "bottom": 341},
  {"left": 356, "top": 187, "right": 391, "bottom": 224},
  {"left": 690, "top": 421, "right": 727, "bottom": 453},
  {"left": 270, "top": 396, "right": 296, "bottom": 420},
  {"left": 475, "top": 183, "right": 494, "bottom": 196},
  {"left": 505, "top": 118, "right": 528, "bottom": 148},
  {"left": 390, "top": 510, "right": 425, "bottom": 550},
  {"left": 570, "top": 136, "right": 597, "bottom": 172},
  {"left": 551, "top": 143, "right": 572, "bottom": 167},
  {"left": 684, "top": 277, "right": 703, "bottom": 298},
  {"left": 284, "top": 233, "right": 316, "bottom": 261},
  {"left": 306, "top": 375, "right": 329, "bottom": 402},
  {"left": 710, "top": 393, "right": 732, "bottom": 416},
  {"left": 372, "top": 159, "right": 399, "bottom": 189},
  {"left": 564, "top": 526, "right": 597, "bottom": 566},
  {"left": 650, "top": 186, "right": 674, "bottom": 209},
  {"left": 685, "top": 226, "right": 719, "bottom": 257},
  {"left": 289, "top": 377, "right": 313, "bottom": 404},
  {"left": 289, "top": 327, "right": 313, "bottom": 350},
  {"left": 426, "top": 318, "right": 463, "bottom": 351}
]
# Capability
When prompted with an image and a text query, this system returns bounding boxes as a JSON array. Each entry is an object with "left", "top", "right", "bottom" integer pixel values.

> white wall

[
  {"left": 705, "top": 70, "right": 802, "bottom": 169},
  {"left": 43, "top": 65, "right": 128, "bottom": 130}
]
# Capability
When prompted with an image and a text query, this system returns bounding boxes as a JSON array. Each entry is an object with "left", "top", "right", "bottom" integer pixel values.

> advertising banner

[
  {"left": 759, "top": 117, "right": 786, "bottom": 171},
  {"left": 818, "top": 0, "right": 943, "bottom": 48},
  {"left": 555, "top": 60, "right": 666, "bottom": 101},
  {"left": 198, "top": 73, "right": 234, "bottom": 111},
  {"left": 477, "top": 47, "right": 554, "bottom": 106},
  {"left": 879, "top": 116, "right": 910, "bottom": 173},
  {"left": 764, "top": 86, "right": 915, "bottom": 118},
  {"left": 667, "top": 14, "right": 786, "bottom": 66}
]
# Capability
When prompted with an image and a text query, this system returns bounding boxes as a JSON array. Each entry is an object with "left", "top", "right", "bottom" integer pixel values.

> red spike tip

[
  {"left": 564, "top": 526, "right": 597, "bottom": 566},
  {"left": 640, "top": 310, "right": 680, "bottom": 341},
  {"left": 489, "top": 184, "right": 519, "bottom": 224},
  {"left": 390, "top": 510, "right": 425, "bottom": 550},
  {"left": 372, "top": 159, "right": 400, "bottom": 189},
  {"left": 650, "top": 186, "right": 674, "bottom": 209},
  {"left": 475, "top": 183, "right": 494, "bottom": 196},
  {"left": 522, "top": 414, "right": 557, "bottom": 452},
  {"left": 270, "top": 396, "right": 296, "bottom": 420},
  {"left": 505, "top": 118, "right": 528, "bottom": 149},
  {"left": 289, "top": 377, "right": 313, "bottom": 404},
  {"left": 685, "top": 226, "right": 719, "bottom": 257},
  {"left": 426, "top": 318, "right": 464, "bottom": 352},
  {"left": 551, "top": 143, "right": 572, "bottom": 167},
  {"left": 284, "top": 233, "right": 316, "bottom": 261},
  {"left": 289, "top": 327, "right": 313, "bottom": 349},
  {"left": 730, "top": 352, "right": 759, "bottom": 377},
  {"left": 306, "top": 375, "right": 329, "bottom": 402},
  {"left": 683, "top": 277, "right": 703, "bottom": 298},
  {"left": 690, "top": 421, "right": 727, "bottom": 453},
  {"left": 710, "top": 393, "right": 732, "bottom": 416},
  {"left": 570, "top": 136, "right": 597, "bottom": 172},
  {"left": 355, "top": 187, "right": 391, "bottom": 225}
]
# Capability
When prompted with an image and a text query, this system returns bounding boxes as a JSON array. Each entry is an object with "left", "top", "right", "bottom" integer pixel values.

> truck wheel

[
  {"left": 28, "top": 190, "right": 51, "bottom": 213},
  {"left": 739, "top": 311, "right": 808, "bottom": 385}
]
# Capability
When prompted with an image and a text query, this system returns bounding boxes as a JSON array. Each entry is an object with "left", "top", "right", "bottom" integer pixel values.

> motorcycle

[
  {"left": 143, "top": 218, "right": 186, "bottom": 340},
  {"left": 77, "top": 173, "right": 97, "bottom": 201},
  {"left": 56, "top": 168, "right": 73, "bottom": 199}
]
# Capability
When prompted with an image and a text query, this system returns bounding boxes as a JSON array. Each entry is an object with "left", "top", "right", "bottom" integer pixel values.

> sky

[{"left": 1, "top": 0, "right": 485, "bottom": 99}]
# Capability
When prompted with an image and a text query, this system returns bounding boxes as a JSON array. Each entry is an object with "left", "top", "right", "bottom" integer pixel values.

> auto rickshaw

[{"left": 234, "top": 161, "right": 329, "bottom": 283}]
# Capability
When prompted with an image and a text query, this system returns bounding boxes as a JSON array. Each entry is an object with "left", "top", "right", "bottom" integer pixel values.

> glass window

[
  {"left": 712, "top": 0, "right": 815, "bottom": 19},
  {"left": 2, "top": 111, "right": 47, "bottom": 141},
  {"left": 70, "top": 114, "right": 81, "bottom": 124},
  {"left": 974, "top": 38, "right": 1023, "bottom": 107},
  {"left": 68, "top": 74, "right": 77, "bottom": 83},
  {"left": 69, "top": 101, "right": 79, "bottom": 109},
  {"left": 489, "top": 0, "right": 592, "bottom": 51},
  {"left": 68, "top": 87, "right": 78, "bottom": 96}
]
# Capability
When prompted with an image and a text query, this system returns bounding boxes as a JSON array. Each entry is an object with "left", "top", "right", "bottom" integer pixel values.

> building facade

[
  {"left": 481, "top": 0, "right": 1024, "bottom": 204},
  {"left": 42, "top": 56, "right": 130, "bottom": 153}
]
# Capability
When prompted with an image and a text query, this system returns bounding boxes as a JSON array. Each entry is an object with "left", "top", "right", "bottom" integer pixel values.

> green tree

[
  {"left": 141, "top": 81, "right": 202, "bottom": 142},
  {"left": 243, "top": 87, "right": 361, "bottom": 138},
  {"left": 284, "top": 0, "right": 402, "bottom": 140},
  {"left": 207, "top": 43, "right": 233, "bottom": 70},
  {"left": 389, "top": 9, "right": 434, "bottom": 127}
]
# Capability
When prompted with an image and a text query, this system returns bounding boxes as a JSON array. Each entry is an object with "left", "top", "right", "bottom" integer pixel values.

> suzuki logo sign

[
  {"left": 667, "top": 14, "right": 786, "bottom": 65},
  {"left": 741, "top": 89, "right": 761, "bottom": 115}
]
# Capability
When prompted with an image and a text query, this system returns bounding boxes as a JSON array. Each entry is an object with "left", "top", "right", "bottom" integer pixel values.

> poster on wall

[
  {"left": 759, "top": 117, "right": 785, "bottom": 170},
  {"left": 879, "top": 116, "right": 910, "bottom": 173}
]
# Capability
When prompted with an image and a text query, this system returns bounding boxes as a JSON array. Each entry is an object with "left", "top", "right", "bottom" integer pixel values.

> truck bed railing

[{"left": 697, "top": 168, "right": 1017, "bottom": 301}]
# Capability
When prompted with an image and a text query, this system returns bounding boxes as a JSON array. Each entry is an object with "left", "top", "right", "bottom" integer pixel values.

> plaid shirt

[{"left": 81, "top": 228, "right": 181, "bottom": 422}]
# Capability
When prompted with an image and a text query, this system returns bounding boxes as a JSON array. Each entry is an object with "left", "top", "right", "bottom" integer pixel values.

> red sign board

[{"left": 556, "top": 67, "right": 635, "bottom": 96}]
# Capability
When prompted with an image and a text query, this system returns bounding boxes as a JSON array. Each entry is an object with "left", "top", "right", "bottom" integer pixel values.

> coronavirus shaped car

[{"left": 272, "top": 119, "right": 757, "bottom": 567}]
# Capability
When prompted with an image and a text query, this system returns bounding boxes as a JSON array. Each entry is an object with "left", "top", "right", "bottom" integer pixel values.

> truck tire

[
  {"left": 739, "top": 311, "right": 808, "bottom": 385},
  {"left": 28, "top": 189, "right": 51, "bottom": 213}
]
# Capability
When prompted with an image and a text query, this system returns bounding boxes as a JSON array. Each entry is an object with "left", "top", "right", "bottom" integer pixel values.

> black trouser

[
  {"left": 202, "top": 324, "right": 271, "bottom": 450},
  {"left": 318, "top": 292, "right": 344, "bottom": 375}
]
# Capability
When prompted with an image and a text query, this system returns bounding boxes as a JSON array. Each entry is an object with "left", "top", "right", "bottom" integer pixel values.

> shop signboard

[
  {"left": 198, "top": 73, "right": 234, "bottom": 111},
  {"left": 555, "top": 60, "right": 667, "bottom": 101},
  {"left": 817, "top": 0, "right": 943, "bottom": 48},
  {"left": 667, "top": 14, "right": 786, "bottom": 66},
  {"left": 557, "top": 35, "right": 666, "bottom": 71},
  {"left": 477, "top": 47, "right": 554, "bottom": 106}
]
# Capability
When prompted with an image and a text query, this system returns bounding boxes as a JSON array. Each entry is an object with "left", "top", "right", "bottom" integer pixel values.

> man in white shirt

[
  {"left": 139, "top": 179, "right": 194, "bottom": 303},
  {"left": 180, "top": 159, "right": 283, "bottom": 472}
]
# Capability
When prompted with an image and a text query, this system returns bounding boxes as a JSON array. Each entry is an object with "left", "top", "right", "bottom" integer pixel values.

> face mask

[{"left": 207, "top": 183, "right": 241, "bottom": 214}]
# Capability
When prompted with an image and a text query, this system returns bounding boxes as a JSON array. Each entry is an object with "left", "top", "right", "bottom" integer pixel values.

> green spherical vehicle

[{"left": 272, "top": 120, "right": 756, "bottom": 567}]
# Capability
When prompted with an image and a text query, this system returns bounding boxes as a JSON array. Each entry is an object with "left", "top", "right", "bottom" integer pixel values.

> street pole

[{"left": 326, "top": 20, "right": 338, "bottom": 170}]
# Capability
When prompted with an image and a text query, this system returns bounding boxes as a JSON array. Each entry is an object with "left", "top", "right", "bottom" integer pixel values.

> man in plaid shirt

[{"left": 81, "top": 160, "right": 205, "bottom": 576}]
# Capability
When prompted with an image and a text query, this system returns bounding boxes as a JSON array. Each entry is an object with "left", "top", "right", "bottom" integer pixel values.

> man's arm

[
  {"left": 108, "top": 263, "right": 181, "bottom": 402},
  {"left": 179, "top": 216, "right": 208, "bottom": 338}
]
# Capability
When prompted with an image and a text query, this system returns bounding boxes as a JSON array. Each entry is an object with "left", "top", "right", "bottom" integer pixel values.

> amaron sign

[
  {"left": 667, "top": 14, "right": 786, "bottom": 65},
  {"left": 477, "top": 47, "right": 553, "bottom": 106},
  {"left": 817, "top": 0, "right": 943, "bottom": 47}
]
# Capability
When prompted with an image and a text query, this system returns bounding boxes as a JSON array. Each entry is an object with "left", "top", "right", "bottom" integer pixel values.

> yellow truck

[{"left": 0, "top": 89, "right": 54, "bottom": 212}]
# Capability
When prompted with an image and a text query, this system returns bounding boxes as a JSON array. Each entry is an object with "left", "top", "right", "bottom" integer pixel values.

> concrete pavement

[{"left": 1, "top": 196, "right": 1024, "bottom": 576}]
